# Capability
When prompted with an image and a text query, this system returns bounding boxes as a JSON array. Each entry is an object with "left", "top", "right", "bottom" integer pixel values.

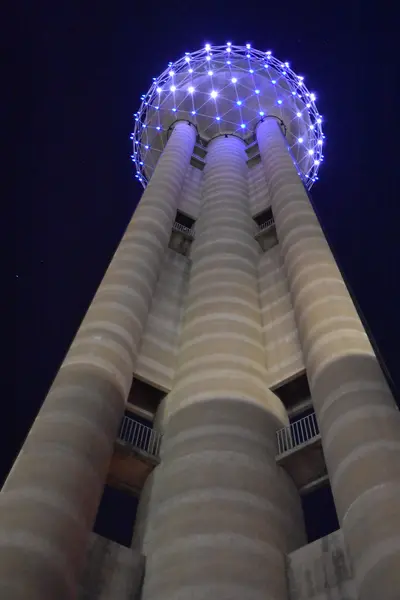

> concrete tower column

[
  {"left": 0, "top": 121, "right": 196, "bottom": 600},
  {"left": 141, "top": 135, "right": 305, "bottom": 600},
  {"left": 256, "top": 117, "right": 400, "bottom": 600}
]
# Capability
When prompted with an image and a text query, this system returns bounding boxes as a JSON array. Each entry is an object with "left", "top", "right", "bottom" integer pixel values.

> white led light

[
  {"left": 227, "top": 41, "right": 231, "bottom": 46},
  {"left": 208, "top": 70, "right": 213, "bottom": 76},
  {"left": 231, "top": 77, "right": 237, "bottom": 83},
  {"left": 259, "top": 111, "right": 265, "bottom": 116},
  {"left": 255, "top": 89, "right": 260, "bottom": 94},
  {"left": 206, "top": 55, "right": 211, "bottom": 61},
  {"left": 169, "top": 70, "right": 174, "bottom": 77},
  {"left": 145, "top": 145, "right": 149, "bottom": 149},
  {"left": 185, "top": 56, "right": 190, "bottom": 62},
  {"left": 249, "top": 69, "right": 254, "bottom": 73},
  {"left": 317, "top": 117, "right": 322, "bottom": 123},
  {"left": 156, "top": 87, "right": 162, "bottom": 93},
  {"left": 306, "top": 103, "right": 311, "bottom": 108},
  {"left": 210, "top": 90, "right": 218, "bottom": 98},
  {"left": 170, "top": 85, "right": 176, "bottom": 92},
  {"left": 188, "top": 86, "right": 195, "bottom": 93},
  {"left": 272, "top": 80, "right": 276, "bottom": 84},
  {"left": 227, "top": 47, "right": 231, "bottom": 52},
  {"left": 314, "top": 159, "right": 320, "bottom": 165},
  {"left": 277, "top": 99, "right": 283, "bottom": 104},
  {"left": 226, "top": 60, "right": 231, "bottom": 65},
  {"left": 310, "top": 125, "right": 315, "bottom": 130},
  {"left": 155, "top": 106, "right": 159, "bottom": 110},
  {"left": 237, "top": 100, "right": 242, "bottom": 106},
  {"left": 191, "top": 110, "right": 196, "bottom": 115},
  {"left": 310, "top": 93, "right": 316, "bottom": 101},
  {"left": 317, "top": 139, "right": 323, "bottom": 145},
  {"left": 188, "top": 68, "right": 193, "bottom": 73},
  {"left": 216, "top": 116, "right": 221, "bottom": 121},
  {"left": 296, "top": 112, "right": 302, "bottom": 117},
  {"left": 205, "top": 44, "right": 211, "bottom": 51},
  {"left": 246, "top": 43, "right": 251, "bottom": 49},
  {"left": 308, "top": 149, "right": 314, "bottom": 155},
  {"left": 241, "top": 123, "right": 246, "bottom": 128},
  {"left": 266, "top": 50, "right": 272, "bottom": 55},
  {"left": 172, "top": 108, "right": 176, "bottom": 112},
  {"left": 298, "top": 137, "right": 304, "bottom": 143},
  {"left": 285, "top": 62, "right": 289, "bottom": 67},
  {"left": 246, "top": 53, "right": 250, "bottom": 58}
]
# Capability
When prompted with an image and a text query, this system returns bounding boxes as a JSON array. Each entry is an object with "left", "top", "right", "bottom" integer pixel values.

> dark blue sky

[{"left": 12, "top": 1, "right": 399, "bottom": 541}]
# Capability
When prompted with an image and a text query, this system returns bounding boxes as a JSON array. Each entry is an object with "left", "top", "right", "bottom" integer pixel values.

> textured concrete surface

[
  {"left": 142, "top": 400, "right": 305, "bottom": 600},
  {"left": 257, "top": 117, "right": 400, "bottom": 600},
  {"left": 138, "top": 136, "right": 305, "bottom": 600},
  {"left": 177, "top": 164, "right": 203, "bottom": 219},
  {"left": 0, "top": 121, "right": 196, "bottom": 600},
  {"left": 77, "top": 533, "right": 144, "bottom": 600},
  {"left": 287, "top": 529, "right": 357, "bottom": 600},
  {"left": 258, "top": 245, "right": 304, "bottom": 387},
  {"left": 134, "top": 249, "right": 190, "bottom": 392},
  {"left": 248, "top": 161, "right": 271, "bottom": 216}
]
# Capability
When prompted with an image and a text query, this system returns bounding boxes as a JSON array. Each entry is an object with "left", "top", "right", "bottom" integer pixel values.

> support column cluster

[{"left": 139, "top": 135, "right": 305, "bottom": 600}]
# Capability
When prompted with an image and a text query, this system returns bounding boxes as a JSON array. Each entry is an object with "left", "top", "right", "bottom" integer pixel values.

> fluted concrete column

[
  {"left": 141, "top": 136, "right": 305, "bottom": 600},
  {"left": 257, "top": 117, "right": 400, "bottom": 600},
  {"left": 0, "top": 121, "right": 196, "bottom": 600}
]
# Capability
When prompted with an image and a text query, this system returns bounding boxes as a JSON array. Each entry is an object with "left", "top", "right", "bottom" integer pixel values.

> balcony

[
  {"left": 107, "top": 416, "right": 162, "bottom": 496},
  {"left": 255, "top": 217, "right": 275, "bottom": 237},
  {"left": 276, "top": 412, "right": 328, "bottom": 495},
  {"left": 172, "top": 221, "right": 195, "bottom": 239}
]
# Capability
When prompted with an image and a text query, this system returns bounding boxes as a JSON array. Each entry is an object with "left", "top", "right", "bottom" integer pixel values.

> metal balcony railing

[
  {"left": 172, "top": 221, "right": 195, "bottom": 238},
  {"left": 258, "top": 217, "right": 275, "bottom": 233},
  {"left": 118, "top": 416, "right": 162, "bottom": 458},
  {"left": 276, "top": 412, "right": 320, "bottom": 455}
]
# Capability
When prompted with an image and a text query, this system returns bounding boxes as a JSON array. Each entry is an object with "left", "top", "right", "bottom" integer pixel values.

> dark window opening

[
  {"left": 253, "top": 206, "right": 273, "bottom": 227},
  {"left": 302, "top": 481, "right": 339, "bottom": 543},
  {"left": 126, "top": 378, "right": 165, "bottom": 421},
  {"left": 273, "top": 372, "right": 311, "bottom": 411},
  {"left": 175, "top": 210, "right": 195, "bottom": 229},
  {"left": 93, "top": 484, "right": 138, "bottom": 547}
]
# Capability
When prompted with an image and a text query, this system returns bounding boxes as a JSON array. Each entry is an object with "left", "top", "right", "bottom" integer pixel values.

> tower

[{"left": 2, "top": 42, "right": 400, "bottom": 600}]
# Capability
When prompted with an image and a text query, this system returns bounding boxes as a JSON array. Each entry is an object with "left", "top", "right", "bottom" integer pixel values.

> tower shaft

[
  {"left": 256, "top": 117, "right": 400, "bottom": 600},
  {"left": 0, "top": 122, "right": 196, "bottom": 600}
]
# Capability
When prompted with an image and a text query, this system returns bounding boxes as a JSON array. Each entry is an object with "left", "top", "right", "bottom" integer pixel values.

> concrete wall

[
  {"left": 258, "top": 245, "right": 305, "bottom": 388},
  {"left": 77, "top": 533, "right": 144, "bottom": 600},
  {"left": 248, "top": 161, "right": 270, "bottom": 216},
  {"left": 177, "top": 163, "right": 203, "bottom": 219},
  {"left": 134, "top": 249, "right": 190, "bottom": 392},
  {"left": 287, "top": 529, "right": 357, "bottom": 600}
]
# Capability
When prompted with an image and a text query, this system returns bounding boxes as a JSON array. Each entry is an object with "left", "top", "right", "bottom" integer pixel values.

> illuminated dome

[{"left": 132, "top": 43, "right": 325, "bottom": 188}]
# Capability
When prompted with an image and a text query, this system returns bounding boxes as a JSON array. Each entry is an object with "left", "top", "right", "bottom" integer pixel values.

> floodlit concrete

[
  {"left": 257, "top": 116, "right": 400, "bottom": 600},
  {"left": 0, "top": 121, "right": 196, "bottom": 600}
]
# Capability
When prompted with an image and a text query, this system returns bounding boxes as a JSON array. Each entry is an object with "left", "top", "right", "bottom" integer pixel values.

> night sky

[{"left": 13, "top": 3, "right": 399, "bottom": 544}]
